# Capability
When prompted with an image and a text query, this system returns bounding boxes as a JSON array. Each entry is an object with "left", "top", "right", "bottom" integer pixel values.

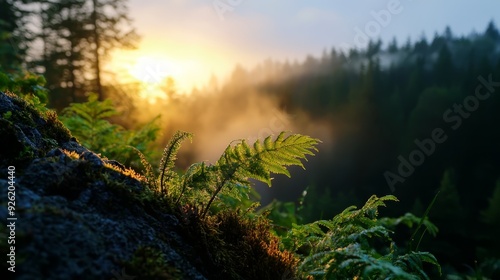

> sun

[
  {"left": 129, "top": 56, "right": 174, "bottom": 85},
  {"left": 109, "top": 45, "right": 220, "bottom": 98}
]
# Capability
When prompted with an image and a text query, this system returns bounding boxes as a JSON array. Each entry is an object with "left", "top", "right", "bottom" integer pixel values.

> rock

[{"left": 0, "top": 91, "right": 207, "bottom": 279}]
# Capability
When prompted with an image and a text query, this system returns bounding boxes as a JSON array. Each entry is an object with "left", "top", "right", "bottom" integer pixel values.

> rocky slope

[{"left": 0, "top": 91, "right": 208, "bottom": 279}]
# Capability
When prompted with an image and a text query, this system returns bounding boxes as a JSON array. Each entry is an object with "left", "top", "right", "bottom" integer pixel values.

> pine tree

[
  {"left": 0, "top": 0, "right": 29, "bottom": 72},
  {"left": 478, "top": 180, "right": 500, "bottom": 258},
  {"left": 22, "top": 0, "right": 138, "bottom": 108},
  {"left": 484, "top": 20, "right": 500, "bottom": 41},
  {"left": 88, "top": 0, "right": 139, "bottom": 100},
  {"left": 39, "top": 0, "right": 91, "bottom": 108},
  {"left": 481, "top": 180, "right": 500, "bottom": 233}
]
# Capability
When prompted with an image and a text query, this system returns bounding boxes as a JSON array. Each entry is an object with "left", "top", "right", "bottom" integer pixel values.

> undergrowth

[
  {"left": 281, "top": 195, "right": 441, "bottom": 279},
  {"left": 8, "top": 83, "right": 443, "bottom": 279},
  {"left": 135, "top": 131, "right": 320, "bottom": 218},
  {"left": 59, "top": 93, "right": 159, "bottom": 169},
  {"left": 132, "top": 128, "right": 441, "bottom": 279}
]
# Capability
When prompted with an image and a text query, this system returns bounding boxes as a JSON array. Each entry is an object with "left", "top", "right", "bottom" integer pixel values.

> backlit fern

[
  {"left": 201, "top": 132, "right": 321, "bottom": 217},
  {"left": 60, "top": 93, "right": 159, "bottom": 168},
  {"left": 135, "top": 131, "right": 320, "bottom": 217},
  {"left": 132, "top": 130, "right": 442, "bottom": 279},
  {"left": 281, "top": 195, "right": 441, "bottom": 279},
  {"left": 158, "top": 131, "right": 193, "bottom": 194}
]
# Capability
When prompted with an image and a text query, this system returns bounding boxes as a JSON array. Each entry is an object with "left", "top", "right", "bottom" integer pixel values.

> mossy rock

[
  {"left": 0, "top": 91, "right": 71, "bottom": 166},
  {"left": 0, "top": 90, "right": 298, "bottom": 279}
]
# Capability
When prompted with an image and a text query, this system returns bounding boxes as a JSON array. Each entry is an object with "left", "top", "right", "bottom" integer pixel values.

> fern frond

[
  {"left": 130, "top": 146, "right": 156, "bottom": 189},
  {"left": 201, "top": 132, "right": 320, "bottom": 217},
  {"left": 287, "top": 195, "right": 440, "bottom": 279},
  {"left": 158, "top": 131, "right": 193, "bottom": 195},
  {"left": 60, "top": 94, "right": 121, "bottom": 150},
  {"left": 226, "top": 132, "right": 320, "bottom": 184}
]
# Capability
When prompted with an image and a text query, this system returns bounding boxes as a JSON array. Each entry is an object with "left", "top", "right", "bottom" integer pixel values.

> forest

[{"left": 1, "top": 0, "right": 500, "bottom": 279}]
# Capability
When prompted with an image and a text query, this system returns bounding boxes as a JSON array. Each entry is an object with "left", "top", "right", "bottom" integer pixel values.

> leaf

[
  {"left": 130, "top": 146, "right": 156, "bottom": 189},
  {"left": 158, "top": 131, "right": 193, "bottom": 194},
  {"left": 202, "top": 132, "right": 321, "bottom": 217}
]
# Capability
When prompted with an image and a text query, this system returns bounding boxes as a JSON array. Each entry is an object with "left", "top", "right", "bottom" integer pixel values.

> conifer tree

[
  {"left": 0, "top": 0, "right": 29, "bottom": 72},
  {"left": 22, "top": 0, "right": 138, "bottom": 108},
  {"left": 88, "top": 0, "right": 139, "bottom": 100}
]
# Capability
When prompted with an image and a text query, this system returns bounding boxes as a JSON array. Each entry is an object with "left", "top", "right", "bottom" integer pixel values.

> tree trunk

[{"left": 91, "top": 0, "right": 103, "bottom": 100}]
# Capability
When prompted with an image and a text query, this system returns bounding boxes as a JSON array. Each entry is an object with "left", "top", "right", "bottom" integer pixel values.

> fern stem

[
  {"left": 202, "top": 164, "right": 240, "bottom": 217},
  {"left": 158, "top": 131, "right": 192, "bottom": 196},
  {"left": 159, "top": 149, "right": 174, "bottom": 195},
  {"left": 175, "top": 182, "right": 188, "bottom": 206},
  {"left": 202, "top": 178, "right": 229, "bottom": 218},
  {"left": 409, "top": 191, "right": 440, "bottom": 251},
  {"left": 415, "top": 227, "right": 428, "bottom": 252}
]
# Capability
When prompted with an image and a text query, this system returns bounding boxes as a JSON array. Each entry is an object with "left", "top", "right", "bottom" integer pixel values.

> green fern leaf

[
  {"left": 130, "top": 146, "right": 156, "bottom": 189},
  {"left": 158, "top": 131, "right": 193, "bottom": 194},
  {"left": 201, "top": 132, "right": 320, "bottom": 217}
]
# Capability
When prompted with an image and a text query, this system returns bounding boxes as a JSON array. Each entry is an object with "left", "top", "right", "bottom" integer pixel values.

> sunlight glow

[
  {"left": 107, "top": 38, "right": 238, "bottom": 102},
  {"left": 129, "top": 56, "right": 175, "bottom": 85}
]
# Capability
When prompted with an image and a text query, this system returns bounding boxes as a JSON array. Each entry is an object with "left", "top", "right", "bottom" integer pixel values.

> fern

[
  {"left": 128, "top": 130, "right": 442, "bottom": 278},
  {"left": 61, "top": 93, "right": 119, "bottom": 150},
  {"left": 0, "top": 71, "right": 49, "bottom": 111},
  {"left": 281, "top": 195, "right": 441, "bottom": 279},
  {"left": 132, "top": 131, "right": 320, "bottom": 217},
  {"left": 174, "top": 162, "right": 207, "bottom": 205},
  {"left": 60, "top": 94, "right": 159, "bottom": 168},
  {"left": 409, "top": 191, "right": 440, "bottom": 251},
  {"left": 158, "top": 131, "right": 192, "bottom": 194},
  {"left": 131, "top": 131, "right": 192, "bottom": 195},
  {"left": 130, "top": 146, "right": 156, "bottom": 189},
  {"left": 201, "top": 132, "right": 320, "bottom": 217}
]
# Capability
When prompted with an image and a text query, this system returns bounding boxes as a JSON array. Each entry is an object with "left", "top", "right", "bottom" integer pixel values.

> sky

[{"left": 111, "top": 0, "right": 500, "bottom": 93}]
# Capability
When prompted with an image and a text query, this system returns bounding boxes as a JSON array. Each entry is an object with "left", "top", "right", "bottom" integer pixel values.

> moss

[
  {"left": 103, "top": 161, "right": 145, "bottom": 182},
  {"left": 177, "top": 206, "right": 299, "bottom": 280},
  {"left": 1, "top": 91, "right": 72, "bottom": 165},
  {"left": 3, "top": 110, "right": 12, "bottom": 119},
  {"left": 41, "top": 110, "right": 71, "bottom": 144},
  {"left": 2, "top": 91, "right": 303, "bottom": 278},
  {"left": 17, "top": 91, "right": 70, "bottom": 138},
  {"left": 61, "top": 149, "right": 80, "bottom": 160},
  {"left": 121, "top": 246, "right": 183, "bottom": 280}
]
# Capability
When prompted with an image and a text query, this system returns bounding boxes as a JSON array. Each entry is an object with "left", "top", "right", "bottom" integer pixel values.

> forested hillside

[
  {"left": 149, "top": 22, "right": 500, "bottom": 276},
  {"left": 2, "top": 0, "right": 500, "bottom": 277}
]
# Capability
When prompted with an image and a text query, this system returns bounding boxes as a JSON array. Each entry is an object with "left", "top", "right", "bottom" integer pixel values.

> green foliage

[
  {"left": 379, "top": 212, "right": 439, "bottom": 247},
  {"left": 481, "top": 180, "right": 500, "bottom": 228},
  {"left": 259, "top": 199, "right": 301, "bottom": 235},
  {"left": 281, "top": 195, "right": 441, "bottom": 279},
  {"left": 136, "top": 131, "right": 320, "bottom": 218},
  {"left": 446, "top": 258, "right": 500, "bottom": 280},
  {"left": 175, "top": 207, "right": 299, "bottom": 279},
  {"left": 131, "top": 131, "right": 193, "bottom": 194},
  {"left": 0, "top": 71, "right": 49, "bottom": 111},
  {"left": 480, "top": 180, "right": 500, "bottom": 259},
  {"left": 131, "top": 131, "right": 308, "bottom": 278},
  {"left": 158, "top": 131, "right": 193, "bottom": 194},
  {"left": 121, "top": 246, "right": 183, "bottom": 279},
  {"left": 60, "top": 93, "right": 159, "bottom": 168},
  {"left": 201, "top": 132, "right": 320, "bottom": 217},
  {"left": 130, "top": 131, "right": 443, "bottom": 278}
]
